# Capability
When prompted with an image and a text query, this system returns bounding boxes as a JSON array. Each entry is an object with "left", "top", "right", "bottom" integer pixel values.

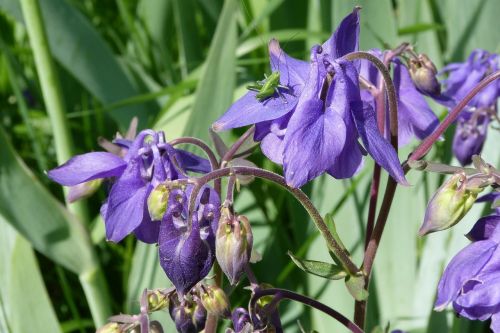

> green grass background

[{"left": 0, "top": 0, "right": 499, "bottom": 332}]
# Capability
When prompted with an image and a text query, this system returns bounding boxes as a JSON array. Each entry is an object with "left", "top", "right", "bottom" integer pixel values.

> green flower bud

[
  {"left": 419, "top": 173, "right": 482, "bottom": 235},
  {"left": 96, "top": 322, "right": 122, "bottom": 333},
  {"left": 200, "top": 285, "right": 230, "bottom": 317},
  {"left": 409, "top": 53, "right": 441, "bottom": 95},
  {"left": 147, "top": 183, "right": 170, "bottom": 221},
  {"left": 147, "top": 289, "right": 169, "bottom": 312},
  {"left": 216, "top": 208, "right": 253, "bottom": 285}
]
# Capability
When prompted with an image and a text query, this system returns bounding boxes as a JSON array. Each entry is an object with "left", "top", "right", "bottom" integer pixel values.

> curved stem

[
  {"left": 221, "top": 126, "right": 256, "bottom": 165},
  {"left": 408, "top": 70, "right": 500, "bottom": 163},
  {"left": 169, "top": 137, "right": 221, "bottom": 194},
  {"left": 342, "top": 51, "right": 399, "bottom": 148},
  {"left": 250, "top": 288, "right": 363, "bottom": 333},
  {"left": 188, "top": 167, "right": 359, "bottom": 275},
  {"left": 169, "top": 137, "right": 220, "bottom": 171}
]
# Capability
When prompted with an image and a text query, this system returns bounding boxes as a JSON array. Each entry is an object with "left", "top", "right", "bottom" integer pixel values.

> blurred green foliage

[{"left": 0, "top": 0, "right": 499, "bottom": 332}]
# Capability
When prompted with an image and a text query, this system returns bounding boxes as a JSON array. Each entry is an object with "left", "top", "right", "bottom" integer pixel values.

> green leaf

[
  {"left": 287, "top": 251, "right": 347, "bottom": 280},
  {"left": 0, "top": 126, "right": 94, "bottom": 274},
  {"left": 345, "top": 274, "right": 369, "bottom": 301},
  {"left": 397, "top": 23, "right": 444, "bottom": 36},
  {"left": 0, "top": 217, "right": 63, "bottom": 333},
  {"left": 183, "top": 0, "right": 239, "bottom": 141},
  {"left": 0, "top": 0, "right": 149, "bottom": 129}
]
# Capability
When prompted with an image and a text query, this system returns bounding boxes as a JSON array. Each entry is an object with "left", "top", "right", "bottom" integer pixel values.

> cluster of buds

[
  {"left": 96, "top": 289, "right": 172, "bottom": 333},
  {"left": 216, "top": 207, "right": 253, "bottom": 285},
  {"left": 413, "top": 155, "right": 500, "bottom": 235}
]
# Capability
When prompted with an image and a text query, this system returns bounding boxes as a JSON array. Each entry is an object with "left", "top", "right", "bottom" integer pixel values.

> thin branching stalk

[{"left": 250, "top": 288, "right": 364, "bottom": 333}]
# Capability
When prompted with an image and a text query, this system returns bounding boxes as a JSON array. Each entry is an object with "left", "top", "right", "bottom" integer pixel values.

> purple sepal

[
  {"left": 452, "top": 111, "right": 490, "bottom": 166},
  {"left": 47, "top": 152, "right": 126, "bottom": 186},
  {"left": 466, "top": 215, "right": 500, "bottom": 242}
]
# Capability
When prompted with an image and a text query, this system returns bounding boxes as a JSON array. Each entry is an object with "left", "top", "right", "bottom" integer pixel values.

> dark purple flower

[
  {"left": 359, "top": 49, "right": 439, "bottom": 146},
  {"left": 440, "top": 49, "right": 500, "bottom": 109},
  {"left": 452, "top": 110, "right": 490, "bottom": 166},
  {"left": 48, "top": 129, "right": 211, "bottom": 244},
  {"left": 435, "top": 213, "right": 500, "bottom": 332},
  {"left": 213, "top": 8, "right": 407, "bottom": 187},
  {"left": 159, "top": 187, "right": 220, "bottom": 295},
  {"left": 169, "top": 294, "right": 206, "bottom": 333}
]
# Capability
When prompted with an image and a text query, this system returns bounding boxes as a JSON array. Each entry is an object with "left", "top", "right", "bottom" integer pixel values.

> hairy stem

[
  {"left": 250, "top": 288, "right": 364, "bottom": 333},
  {"left": 188, "top": 167, "right": 359, "bottom": 275}
]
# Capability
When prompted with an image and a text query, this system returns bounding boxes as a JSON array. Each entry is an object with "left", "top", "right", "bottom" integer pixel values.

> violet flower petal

[
  {"left": 104, "top": 160, "right": 148, "bottom": 242},
  {"left": 213, "top": 40, "right": 307, "bottom": 131},
  {"left": 434, "top": 239, "right": 497, "bottom": 310},
  {"left": 351, "top": 102, "right": 408, "bottom": 185},
  {"left": 321, "top": 7, "right": 360, "bottom": 59},
  {"left": 467, "top": 215, "right": 500, "bottom": 242},
  {"left": 282, "top": 48, "right": 347, "bottom": 188},
  {"left": 47, "top": 152, "right": 126, "bottom": 186}
]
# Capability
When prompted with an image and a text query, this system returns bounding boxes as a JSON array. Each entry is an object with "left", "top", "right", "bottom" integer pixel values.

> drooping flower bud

[
  {"left": 159, "top": 187, "right": 220, "bottom": 295},
  {"left": 216, "top": 208, "right": 253, "bottom": 285},
  {"left": 409, "top": 53, "right": 441, "bottom": 96},
  {"left": 168, "top": 295, "right": 206, "bottom": 333},
  {"left": 149, "top": 321, "right": 164, "bottom": 333},
  {"left": 419, "top": 173, "right": 481, "bottom": 235},
  {"left": 67, "top": 179, "right": 102, "bottom": 203},
  {"left": 200, "top": 284, "right": 230, "bottom": 318},
  {"left": 147, "top": 289, "right": 169, "bottom": 312}
]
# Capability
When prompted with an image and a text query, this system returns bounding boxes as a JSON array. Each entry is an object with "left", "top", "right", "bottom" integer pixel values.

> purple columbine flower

[
  {"left": 213, "top": 8, "right": 407, "bottom": 187},
  {"left": 48, "top": 129, "right": 211, "bottom": 244},
  {"left": 359, "top": 49, "right": 439, "bottom": 146},
  {"left": 452, "top": 110, "right": 490, "bottom": 166},
  {"left": 439, "top": 50, "right": 499, "bottom": 166},
  {"left": 440, "top": 49, "right": 500, "bottom": 108},
  {"left": 159, "top": 186, "right": 220, "bottom": 295},
  {"left": 435, "top": 213, "right": 500, "bottom": 332}
]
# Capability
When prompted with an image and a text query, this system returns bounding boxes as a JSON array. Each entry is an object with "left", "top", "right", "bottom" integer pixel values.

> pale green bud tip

[
  {"left": 200, "top": 285, "right": 230, "bottom": 317},
  {"left": 147, "top": 289, "right": 169, "bottom": 312},
  {"left": 147, "top": 184, "right": 170, "bottom": 221},
  {"left": 419, "top": 173, "right": 479, "bottom": 236},
  {"left": 96, "top": 322, "right": 122, "bottom": 333}
]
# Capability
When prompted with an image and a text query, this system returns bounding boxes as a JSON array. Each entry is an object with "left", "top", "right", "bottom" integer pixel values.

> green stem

[
  {"left": 20, "top": 0, "right": 111, "bottom": 326},
  {"left": 79, "top": 267, "right": 112, "bottom": 326}
]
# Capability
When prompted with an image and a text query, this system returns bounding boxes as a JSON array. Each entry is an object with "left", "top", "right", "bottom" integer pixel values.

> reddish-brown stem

[{"left": 221, "top": 125, "right": 255, "bottom": 165}]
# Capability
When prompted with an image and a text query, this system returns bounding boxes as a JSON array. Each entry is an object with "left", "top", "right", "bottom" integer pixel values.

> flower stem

[
  {"left": 250, "top": 288, "right": 364, "bottom": 333},
  {"left": 221, "top": 126, "right": 256, "bottom": 165},
  {"left": 188, "top": 167, "right": 359, "bottom": 275},
  {"left": 20, "top": 0, "right": 111, "bottom": 326}
]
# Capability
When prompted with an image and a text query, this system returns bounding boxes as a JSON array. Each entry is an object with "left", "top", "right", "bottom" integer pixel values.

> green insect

[{"left": 246, "top": 71, "right": 290, "bottom": 103}]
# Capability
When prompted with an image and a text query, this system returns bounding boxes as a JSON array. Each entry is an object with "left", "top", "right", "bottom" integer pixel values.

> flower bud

[
  {"left": 419, "top": 173, "right": 481, "bottom": 235},
  {"left": 409, "top": 53, "right": 441, "bottom": 96},
  {"left": 96, "top": 322, "right": 122, "bottom": 333},
  {"left": 67, "top": 179, "right": 102, "bottom": 203},
  {"left": 147, "top": 289, "right": 169, "bottom": 312},
  {"left": 149, "top": 321, "right": 164, "bottom": 333},
  {"left": 169, "top": 296, "right": 206, "bottom": 333},
  {"left": 200, "top": 285, "right": 230, "bottom": 318},
  {"left": 216, "top": 208, "right": 253, "bottom": 285},
  {"left": 147, "top": 183, "right": 170, "bottom": 221}
]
